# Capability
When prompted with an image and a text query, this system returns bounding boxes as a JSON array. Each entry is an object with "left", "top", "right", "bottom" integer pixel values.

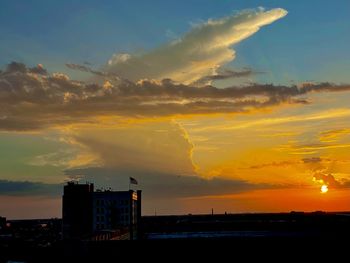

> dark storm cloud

[
  {"left": 207, "top": 68, "right": 262, "bottom": 80},
  {"left": 192, "top": 67, "right": 263, "bottom": 86},
  {"left": 29, "top": 64, "right": 48, "bottom": 75},
  {"left": 1, "top": 62, "right": 350, "bottom": 131},
  {"left": 66, "top": 63, "right": 111, "bottom": 77},
  {"left": 0, "top": 179, "right": 61, "bottom": 196},
  {"left": 5, "top": 61, "right": 47, "bottom": 75},
  {"left": 64, "top": 167, "right": 279, "bottom": 199}
]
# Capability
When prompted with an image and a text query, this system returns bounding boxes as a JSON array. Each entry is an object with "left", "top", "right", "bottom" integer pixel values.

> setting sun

[{"left": 321, "top": 185, "right": 329, "bottom": 194}]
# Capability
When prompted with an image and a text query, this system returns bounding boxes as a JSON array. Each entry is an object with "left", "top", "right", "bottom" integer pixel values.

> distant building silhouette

[
  {"left": 0, "top": 216, "right": 6, "bottom": 230},
  {"left": 62, "top": 182, "right": 141, "bottom": 240}
]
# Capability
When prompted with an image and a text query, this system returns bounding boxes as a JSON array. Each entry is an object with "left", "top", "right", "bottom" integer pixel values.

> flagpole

[{"left": 129, "top": 177, "right": 138, "bottom": 190}]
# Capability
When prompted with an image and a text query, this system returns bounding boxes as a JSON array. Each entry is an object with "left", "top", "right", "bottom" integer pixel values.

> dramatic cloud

[
  {"left": 241, "top": 156, "right": 350, "bottom": 191},
  {"left": 301, "top": 156, "right": 350, "bottom": 189},
  {"left": 66, "top": 121, "right": 198, "bottom": 175},
  {"left": 54, "top": 119, "right": 284, "bottom": 212},
  {"left": 105, "top": 8, "right": 287, "bottom": 84},
  {"left": 2, "top": 61, "right": 350, "bottom": 131},
  {"left": 313, "top": 171, "right": 342, "bottom": 188}
]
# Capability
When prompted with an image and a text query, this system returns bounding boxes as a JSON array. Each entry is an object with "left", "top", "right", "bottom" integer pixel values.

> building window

[{"left": 96, "top": 216, "right": 100, "bottom": 222}]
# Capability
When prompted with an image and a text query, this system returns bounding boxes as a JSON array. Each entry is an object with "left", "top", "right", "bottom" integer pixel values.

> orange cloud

[{"left": 319, "top": 128, "right": 350, "bottom": 142}]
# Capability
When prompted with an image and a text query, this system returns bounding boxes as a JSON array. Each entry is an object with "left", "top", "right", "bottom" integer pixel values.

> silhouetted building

[
  {"left": 62, "top": 182, "right": 141, "bottom": 240},
  {"left": 0, "top": 216, "right": 6, "bottom": 230},
  {"left": 62, "top": 182, "right": 94, "bottom": 239}
]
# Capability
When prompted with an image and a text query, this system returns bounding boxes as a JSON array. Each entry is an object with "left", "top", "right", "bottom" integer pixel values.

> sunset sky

[{"left": 1, "top": 0, "right": 350, "bottom": 219}]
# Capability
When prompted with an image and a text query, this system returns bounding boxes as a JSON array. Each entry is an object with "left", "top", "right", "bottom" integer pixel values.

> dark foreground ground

[{"left": 1, "top": 212, "right": 350, "bottom": 262}]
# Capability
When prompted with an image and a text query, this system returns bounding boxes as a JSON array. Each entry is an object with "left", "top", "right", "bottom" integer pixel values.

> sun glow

[{"left": 321, "top": 185, "right": 329, "bottom": 194}]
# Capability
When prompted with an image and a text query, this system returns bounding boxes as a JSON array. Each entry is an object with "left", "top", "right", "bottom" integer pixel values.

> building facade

[{"left": 62, "top": 182, "right": 141, "bottom": 240}]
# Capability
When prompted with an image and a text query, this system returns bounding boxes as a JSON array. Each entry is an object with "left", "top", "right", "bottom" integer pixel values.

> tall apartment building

[
  {"left": 62, "top": 182, "right": 94, "bottom": 239},
  {"left": 62, "top": 182, "right": 141, "bottom": 240}
]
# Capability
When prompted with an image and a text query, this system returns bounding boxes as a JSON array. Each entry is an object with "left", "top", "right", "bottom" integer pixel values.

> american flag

[{"left": 129, "top": 177, "right": 138, "bottom": 185}]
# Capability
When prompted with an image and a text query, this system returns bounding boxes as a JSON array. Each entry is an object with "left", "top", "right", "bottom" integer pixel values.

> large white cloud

[
  {"left": 105, "top": 8, "right": 287, "bottom": 84},
  {"left": 67, "top": 121, "right": 198, "bottom": 175}
]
